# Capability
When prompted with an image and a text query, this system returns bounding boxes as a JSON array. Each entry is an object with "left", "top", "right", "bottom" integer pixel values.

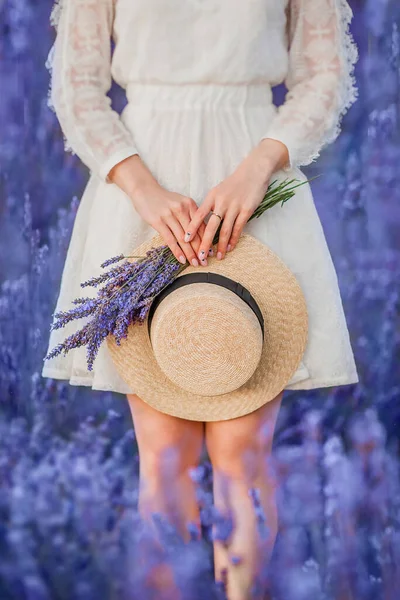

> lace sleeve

[
  {"left": 46, "top": 0, "right": 139, "bottom": 183},
  {"left": 261, "top": 0, "right": 359, "bottom": 171}
]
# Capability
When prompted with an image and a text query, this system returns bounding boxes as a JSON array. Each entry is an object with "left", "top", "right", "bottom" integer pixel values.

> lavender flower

[
  {"left": 50, "top": 297, "right": 101, "bottom": 330},
  {"left": 249, "top": 486, "right": 270, "bottom": 541},
  {"left": 99, "top": 253, "right": 125, "bottom": 268}
]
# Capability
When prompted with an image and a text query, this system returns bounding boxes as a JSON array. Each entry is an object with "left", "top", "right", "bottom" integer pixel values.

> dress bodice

[
  {"left": 111, "top": 0, "right": 291, "bottom": 88},
  {"left": 46, "top": 0, "right": 359, "bottom": 183}
]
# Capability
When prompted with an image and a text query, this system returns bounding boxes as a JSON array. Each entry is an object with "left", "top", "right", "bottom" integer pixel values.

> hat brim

[{"left": 106, "top": 233, "right": 308, "bottom": 421}]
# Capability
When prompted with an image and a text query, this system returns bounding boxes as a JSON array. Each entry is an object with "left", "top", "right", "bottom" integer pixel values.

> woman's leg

[
  {"left": 127, "top": 393, "right": 205, "bottom": 541},
  {"left": 127, "top": 393, "right": 205, "bottom": 599},
  {"left": 205, "top": 390, "right": 284, "bottom": 600}
]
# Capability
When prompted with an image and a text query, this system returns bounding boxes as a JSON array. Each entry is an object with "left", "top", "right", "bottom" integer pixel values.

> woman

[{"left": 42, "top": 0, "right": 359, "bottom": 597}]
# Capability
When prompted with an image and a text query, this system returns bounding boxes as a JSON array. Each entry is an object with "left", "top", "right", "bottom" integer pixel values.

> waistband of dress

[{"left": 125, "top": 81, "right": 274, "bottom": 109}]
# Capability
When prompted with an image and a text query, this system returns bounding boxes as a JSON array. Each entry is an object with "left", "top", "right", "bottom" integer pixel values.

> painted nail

[
  {"left": 179, "top": 255, "right": 186, "bottom": 264},
  {"left": 208, "top": 248, "right": 214, "bottom": 256},
  {"left": 217, "top": 252, "right": 222, "bottom": 260},
  {"left": 201, "top": 258, "right": 208, "bottom": 266},
  {"left": 184, "top": 232, "right": 191, "bottom": 242},
  {"left": 192, "top": 258, "right": 199, "bottom": 267},
  {"left": 227, "top": 244, "right": 232, "bottom": 252},
  {"left": 198, "top": 250, "right": 206, "bottom": 260}
]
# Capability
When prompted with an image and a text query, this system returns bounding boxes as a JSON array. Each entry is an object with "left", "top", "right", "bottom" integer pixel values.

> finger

[
  {"left": 191, "top": 220, "right": 210, "bottom": 256},
  {"left": 196, "top": 211, "right": 225, "bottom": 265},
  {"left": 170, "top": 197, "right": 202, "bottom": 258},
  {"left": 164, "top": 215, "right": 200, "bottom": 267},
  {"left": 227, "top": 209, "right": 252, "bottom": 251},
  {"left": 188, "top": 201, "right": 208, "bottom": 254},
  {"left": 176, "top": 199, "right": 204, "bottom": 255},
  {"left": 198, "top": 220, "right": 207, "bottom": 239},
  {"left": 204, "top": 225, "right": 215, "bottom": 256},
  {"left": 184, "top": 195, "right": 214, "bottom": 244},
  {"left": 216, "top": 209, "right": 238, "bottom": 260},
  {"left": 155, "top": 220, "right": 188, "bottom": 265}
]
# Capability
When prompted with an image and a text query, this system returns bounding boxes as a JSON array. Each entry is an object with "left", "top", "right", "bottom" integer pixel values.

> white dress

[{"left": 41, "top": 0, "right": 360, "bottom": 394}]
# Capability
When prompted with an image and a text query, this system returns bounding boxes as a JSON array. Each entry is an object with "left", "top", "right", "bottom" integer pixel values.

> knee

[
  {"left": 139, "top": 436, "right": 203, "bottom": 484},
  {"left": 206, "top": 430, "right": 272, "bottom": 483}
]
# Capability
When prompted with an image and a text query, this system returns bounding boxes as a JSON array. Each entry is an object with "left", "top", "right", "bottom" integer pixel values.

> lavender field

[{"left": 0, "top": 0, "right": 400, "bottom": 598}]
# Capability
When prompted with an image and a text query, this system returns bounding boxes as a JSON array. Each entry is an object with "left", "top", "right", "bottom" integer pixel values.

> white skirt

[{"left": 41, "top": 82, "right": 359, "bottom": 395}]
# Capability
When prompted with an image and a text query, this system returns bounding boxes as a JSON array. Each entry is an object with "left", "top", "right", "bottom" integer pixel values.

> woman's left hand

[{"left": 182, "top": 138, "right": 289, "bottom": 264}]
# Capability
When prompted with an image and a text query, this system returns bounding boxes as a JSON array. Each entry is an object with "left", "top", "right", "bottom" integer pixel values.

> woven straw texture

[
  {"left": 106, "top": 233, "right": 308, "bottom": 421},
  {"left": 150, "top": 283, "right": 264, "bottom": 396}
]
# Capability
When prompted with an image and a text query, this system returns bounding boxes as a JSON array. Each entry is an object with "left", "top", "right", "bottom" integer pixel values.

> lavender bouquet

[{"left": 44, "top": 176, "right": 317, "bottom": 371}]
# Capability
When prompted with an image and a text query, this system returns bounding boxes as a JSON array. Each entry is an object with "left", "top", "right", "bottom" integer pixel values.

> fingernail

[
  {"left": 192, "top": 258, "right": 199, "bottom": 267},
  {"left": 198, "top": 250, "right": 206, "bottom": 260},
  {"left": 217, "top": 252, "right": 222, "bottom": 260},
  {"left": 227, "top": 244, "right": 232, "bottom": 252},
  {"left": 184, "top": 232, "right": 191, "bottom": 242},
  {"left": 208, "top": 248, "right": 214, "bottom": 256},
  {"left": 179, "top": 255, "right": 186, "bottom": 264},
  {"left": 200, "top": 258, "right": 208, "bottom": 266}
]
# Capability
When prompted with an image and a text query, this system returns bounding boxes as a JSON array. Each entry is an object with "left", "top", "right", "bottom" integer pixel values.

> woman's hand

[
  {"left": 132, "top": 181, "right": 208, "bottom": 266},
  {"left": 107, "top": 154, "right": 206, "bottom": 266},
  {"left": 183, "top": 138, "right": 289, "bottom": 262}
]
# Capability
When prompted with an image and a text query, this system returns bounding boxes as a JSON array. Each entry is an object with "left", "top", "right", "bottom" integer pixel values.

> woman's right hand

[
  {"left": 131, "top": 182, "right": 208, "bottom": 267},
  {"left": 107, "top": 154, "right": 208, "bottom": 267}
]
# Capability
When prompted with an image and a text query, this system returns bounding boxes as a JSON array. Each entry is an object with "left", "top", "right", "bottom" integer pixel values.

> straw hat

[{"left": 106, "top": 232, "right": 308, "bottom": 422}]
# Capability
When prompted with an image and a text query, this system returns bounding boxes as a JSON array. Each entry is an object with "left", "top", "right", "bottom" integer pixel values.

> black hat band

[{"left": 147, "top": 271, "right": 264, "bottom": 338}]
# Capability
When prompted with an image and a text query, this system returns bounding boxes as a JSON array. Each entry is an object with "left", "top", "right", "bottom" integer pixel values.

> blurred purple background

[{"left": 0, "top": 1, "right": 399, "bottom": 598}]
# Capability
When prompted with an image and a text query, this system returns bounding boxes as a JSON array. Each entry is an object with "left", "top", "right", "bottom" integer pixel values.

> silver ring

[{"left": 210, "top": 211, "right": 223, "bottom": 221}]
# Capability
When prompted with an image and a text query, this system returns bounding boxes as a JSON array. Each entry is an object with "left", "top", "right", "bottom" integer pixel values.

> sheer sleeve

[
  {"left": 261, "top": 0, "right": 359, "bottom": 171},
  {"left": 46, "top": 0, "right": 139, "bottom": 183}
]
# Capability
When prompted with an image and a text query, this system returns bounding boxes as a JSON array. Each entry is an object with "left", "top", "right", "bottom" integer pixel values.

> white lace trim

[
  {"left": 49, "top": 0, "right": 64, "bottom": 30},
  {"left": 326, "top": 0, "right": 359, "bottom": 146},
  {"left": 46, "top": 0, "right": 73, "bottom": 154}
]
